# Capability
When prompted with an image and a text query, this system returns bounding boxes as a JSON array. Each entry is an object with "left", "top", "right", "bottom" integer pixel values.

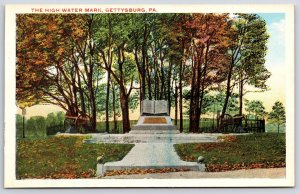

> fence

[{"left": 218, "top": 114, "right": 265, "bottom": 133}]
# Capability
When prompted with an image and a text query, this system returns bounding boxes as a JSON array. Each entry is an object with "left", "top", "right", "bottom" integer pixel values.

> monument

[{"left": 130, "top": 100, "right": 179, "bottom": 134}]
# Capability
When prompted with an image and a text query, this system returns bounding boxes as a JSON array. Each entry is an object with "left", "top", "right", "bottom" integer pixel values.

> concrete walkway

[{"left": 104, "top": 143, "right": 203, "bottom": 172}]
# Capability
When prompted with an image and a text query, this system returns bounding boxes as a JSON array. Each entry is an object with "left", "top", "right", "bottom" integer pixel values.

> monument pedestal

[
  {"left": 130, "top": 116, "right": 179, "bottom": 134},
  {"left": 131, "top": 100, "right": 179, "bottom": 134}
]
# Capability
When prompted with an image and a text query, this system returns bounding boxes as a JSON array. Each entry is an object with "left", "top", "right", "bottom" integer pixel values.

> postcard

[{"left": 4, "top": 4, "right": 294, "bottom": 187}]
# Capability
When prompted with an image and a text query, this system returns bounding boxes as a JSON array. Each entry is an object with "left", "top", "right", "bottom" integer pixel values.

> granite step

[{"left": 101, "top": 143, "right": 204, "bottom": 175}]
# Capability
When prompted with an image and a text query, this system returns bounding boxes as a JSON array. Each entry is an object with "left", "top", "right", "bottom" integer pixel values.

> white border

[{"left": 4, "top": 4, "right": 295, "bottom": 188}]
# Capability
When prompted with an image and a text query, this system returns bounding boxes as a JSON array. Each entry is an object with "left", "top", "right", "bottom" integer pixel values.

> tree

[
  {"left": 94, "top": 14, "right": 139, "bottom": 133},
  {"left": 235, "top": 14, "right": 270, "bottom": 115},
  {"left": 16, "top": 13, "right": 274, "bottom": 135},
  {"left": 269, "top": 101, "right": 286, "bottom": 134},
  {"left": 185, "top": 13, "right": 231, "bottom": 132},
  {"left": 220, "top": 14, "right": 270, "bottom": 122},
  {"left": 16, "top": 14, "right": 90, "bottom": 115},
  {"left": 245, "top": 100, "right": 267, "bottom": 119}
]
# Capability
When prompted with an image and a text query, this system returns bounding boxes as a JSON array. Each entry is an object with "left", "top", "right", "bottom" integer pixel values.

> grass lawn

[
  {"left": 17, "top": 136, "right": 134, "bottom": 179},
  {"left": 174, "top": 133, "right": 286, "bottom": 172}
]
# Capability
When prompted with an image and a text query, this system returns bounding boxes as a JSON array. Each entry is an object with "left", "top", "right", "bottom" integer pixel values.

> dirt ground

[{"left": 103, "top": 168, "right": 286, "bottom": 179}]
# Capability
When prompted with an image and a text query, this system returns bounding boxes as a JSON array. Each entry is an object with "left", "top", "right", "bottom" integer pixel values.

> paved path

[
  {"left": 103, "top": 168, "right": 286, "bottom": 179},
  {"left": 104, "top": 143, "right": 203, "bottom": 171}
]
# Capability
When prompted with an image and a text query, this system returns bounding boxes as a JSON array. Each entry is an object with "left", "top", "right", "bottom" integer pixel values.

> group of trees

[
  {"left": 17, "top": 13, "right": 275, "bottom": 133},
  {"left": 16, "top": 112, "right": 65, "bottom": 138}
]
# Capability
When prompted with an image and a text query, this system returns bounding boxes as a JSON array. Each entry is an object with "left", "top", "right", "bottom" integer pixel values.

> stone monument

[{"left": 130, "top": 100, "right": 179, "bottom": 134}]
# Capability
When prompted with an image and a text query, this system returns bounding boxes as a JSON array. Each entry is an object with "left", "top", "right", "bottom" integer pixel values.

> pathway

[{"left": 104, "top": 143, "right": 202, "bottom": 172}]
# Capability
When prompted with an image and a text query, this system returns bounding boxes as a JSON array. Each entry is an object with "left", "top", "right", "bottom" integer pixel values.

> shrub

[
  {"left": 46, "top": 112, "right": 65, "bottom": 135},
  {"left": 26, "top": 116, "right": 47, "bottom": 138}
]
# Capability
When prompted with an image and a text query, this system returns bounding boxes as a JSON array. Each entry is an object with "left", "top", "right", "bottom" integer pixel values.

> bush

[
  {"left": 16, "top": 114, "right": 24, "bottom": 138},
  {"left": 46, "top": 112, "right": 65, "bottom": 135},
  {"left": 26, "top": 116, "right": 47, "bottom": 138}
]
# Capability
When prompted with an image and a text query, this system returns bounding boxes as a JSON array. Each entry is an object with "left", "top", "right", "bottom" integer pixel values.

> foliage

[
  {"left": 268, "top": 101, "right": 286, "bottom": 134},
  {"left": 16, "top": 13, "right": 271, "bottom": 133},
  {"left": 16, "top": 136, "right": 134, "bottom": 179},
  {"left": 245, "top": 100, "right": 267, "bottom": 119},
  {"left": 174, "top": 133, "right": 285, "bottom": 172},
  {"left": 25, "top": 116, "right": 47, "bottom": 137},
  {"left": 201, "top": 92, "right": 239, "bottom": 115},
  {"left": 16, "top": 114, "right": 24, "bottom": 138},
  {"left": 46, "top": 112, "right": 65, "bottom": 135}
]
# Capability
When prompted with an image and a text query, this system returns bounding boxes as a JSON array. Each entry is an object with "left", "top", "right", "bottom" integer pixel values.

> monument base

[{"left": 130, "top": 116, "right": 179, "bottom": 134}]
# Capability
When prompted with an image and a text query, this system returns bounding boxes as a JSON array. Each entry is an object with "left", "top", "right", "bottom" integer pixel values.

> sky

[{"left": 17, "top": 13, "right": 287, "bottom": 118}]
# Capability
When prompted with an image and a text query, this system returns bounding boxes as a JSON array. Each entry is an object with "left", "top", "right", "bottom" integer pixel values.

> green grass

[
  {"left": 16, "top": 136, "right": 134, "bottom": 179},
  {"left": 174, "top": 133, "right": 286, "bottom": 171}
]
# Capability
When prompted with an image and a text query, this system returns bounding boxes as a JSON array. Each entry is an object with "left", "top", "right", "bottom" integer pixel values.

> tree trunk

[
  {"left": 190, "top": 48, "right": 203, "bottom": 133},
  {"left": 167, "top": 59, "right": 173, "bottom": 114},
  {"left": 117, "top": 48, "right": 131, "bottom": 133},
  {"left": 239, "top": 71, "right": 243, "bottom": 116},
  {"left": 160, "top": 50, "right": 165, "bottom": 100},
  {"left": 88, "top": 74, "right": 97, "bottom": 132},
  {"left": 179, "top": 60, "right": 184, "bottom": 133},
  {"left": 175, "top": 84, "right": 178, "bottom": 126},
  {"left": 141, "top": 23, "right": 148, "bottom": 100},
  {"left": 71, "top": 72, "right": 79, "bottom": 115},
  {"left": 105, "top": 71, "right": 111, "bottom": 133},
  {"left": 189, "top": 56, "right": 197, "bottom": 133},
  {"left": 75, "top": 65, "right": 86, "bottom": 115},
  {"left": 146, "top": 58, "right": 152, "bottom": 100},
  {"left": 194, "top": 52, "right": 202, "bottom": 133},
  {"left": 120, "top": 86, "right": 130, "bottom": 133},
  {"left": 198, "top": 43, "right": 210, "bottom": 133},
  {"left": 220, "top": 60, "right": 234, "bottom": 129},
  {"left": 112, "top": 81, "right": 117, "bottom": 133}
]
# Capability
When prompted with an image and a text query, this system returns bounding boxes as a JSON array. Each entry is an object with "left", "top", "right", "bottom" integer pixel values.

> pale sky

[{"left": 17, "top": 13, "right": 287, "bottom": 118}]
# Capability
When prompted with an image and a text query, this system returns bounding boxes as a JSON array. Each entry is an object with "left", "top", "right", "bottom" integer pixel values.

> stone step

[
  {"left": 131, "top": 124, "right": 178, "bottom": 130},
  {"left": 84, "top": 133, "right": 218, "bottom": 144},
  {"left": 99, "top": 143, "right": 205, "bottom": 176},
  {"left": 129, "top": 129, "right": 180, "bottom": 134}
]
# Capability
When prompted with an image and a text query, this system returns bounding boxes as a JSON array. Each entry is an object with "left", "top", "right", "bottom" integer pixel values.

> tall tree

[
  {"left": 236, "top": 14, "right": 270, "bottom": 115},
  {"left": 269, "top": 101, "right": 286, "bottom": 134},
  {"left": 186, "top": 13, "right": 230, "bottom": 132},
  {"left": 220, "top": 14, "right": 270, "bottom": 123},
  {"left": 94, "top": 14, "right": 138, "bottom": 133}
]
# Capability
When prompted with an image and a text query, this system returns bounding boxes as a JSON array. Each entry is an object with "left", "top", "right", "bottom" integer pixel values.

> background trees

[
  {"left": 245, "top": 100, "right": 267, "bottom": 119},
  {"left": 269, "top": 101, "right": 286, "bottom": 134},
  {"left": 16, "top": 13, "right": 272, "bottom": 133}
]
